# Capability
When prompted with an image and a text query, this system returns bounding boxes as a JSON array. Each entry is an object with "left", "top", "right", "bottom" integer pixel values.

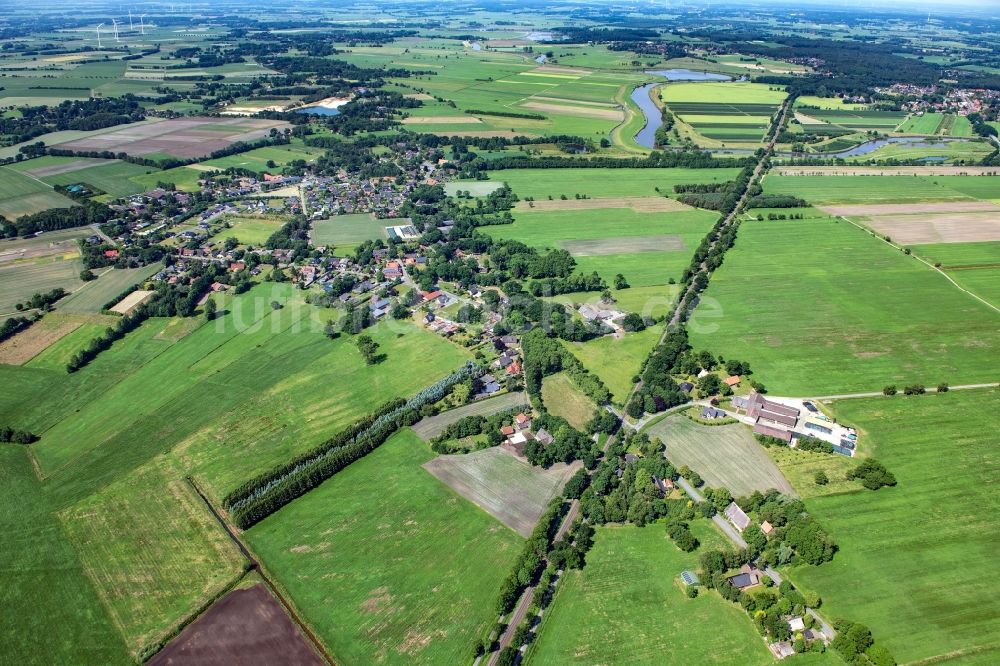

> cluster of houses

[
  {"left": 876, "top": 83, "right": 1000, "bottom": 116},
  {"left": 499, "top": 412, "right": 552, "bottom": 457}
]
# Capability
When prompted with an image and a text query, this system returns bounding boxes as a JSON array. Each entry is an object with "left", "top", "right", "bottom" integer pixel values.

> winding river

[{"left": 631, "top": 69, "right": 731, "bottom": 149}]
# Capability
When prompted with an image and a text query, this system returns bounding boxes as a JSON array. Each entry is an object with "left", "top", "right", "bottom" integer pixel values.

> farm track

[{"left": 183, "top": 478, "right": 334, "bottom": 666}]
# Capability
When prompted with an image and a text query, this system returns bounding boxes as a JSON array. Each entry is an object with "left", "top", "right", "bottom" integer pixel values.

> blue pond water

[{"left": 296, "top": 106, "right": 341, "bottom": 116}]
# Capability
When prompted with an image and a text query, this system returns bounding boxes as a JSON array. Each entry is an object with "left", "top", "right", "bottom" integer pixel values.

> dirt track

[{"left": 148, "top": 585, "right": 324, "bottom": 666}]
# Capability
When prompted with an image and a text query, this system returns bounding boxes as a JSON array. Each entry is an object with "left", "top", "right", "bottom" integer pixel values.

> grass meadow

[
  {"left": 57, "top": 263, "right": 163, "bottom": 314},
  {"left": 489, "top": 167, "right": 741, "bottom": 200},
  {"left": 485, "top": 207, "right": 717, "bottom": 287},
  {"left": 763, "top": 174, "right": 1000, "bottom": 204},
  {"left": 786, "top": 390, "right": 1000, "bottom": 665},
  {"left": 38, "top": 160, "right": 158, "bottom": 198},
  {"left": 541, "top": 372, "right": 598, "bottom": 429},
  {"left": 0, "top": 166, "right": 76, "bottom": 218},
  {"left": 217, "top": 215, "right": 285, "bottom": 246},
  {"left": 311, "top": 213, "right": 389, "bottom": 250},
  {"left": 526, "top": 523, "right": 775, "bottom": 665},
  {"left": 0, "top": 255, "right": 83, "bottom": 314},
  {"left": 246, "top": 429, "right": 523, "bottom": 665},
  {"left": 688, "top": 217, "right": 1000, "bottom": 395},
  {"left": 646, "top": 414, "right": 795, "bottom": 496},
  {"left": 562, "top": 324, "right": 664, "bottom": 404}
]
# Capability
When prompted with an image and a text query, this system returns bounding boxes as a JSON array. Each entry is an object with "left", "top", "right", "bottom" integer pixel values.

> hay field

[
  {"left": 423, "top": 447, "right": 578, "bottom": 536},
  {"left": 310, "top": 213, "right": 388, "bottom": 249},
  {"left": 860, "top": 211, "right": 1000, "bottom": 245},
  {"left": 58, "top": 263, "right": 163, "bottom": 314},
  {"left": 0, "top": 166, "right": 76, "bottom": 219},
  {"left": 646, "top": 415, "right": 795, "bottom": 496},
  {"left": 246, "top": 430, "right": 522, "bottom": 665},
  {"left": 541, "top": 372, "right": 598, "bottom": 429},
  {"left": 0, "top": 256, "right": 82, "bottom": 314}
]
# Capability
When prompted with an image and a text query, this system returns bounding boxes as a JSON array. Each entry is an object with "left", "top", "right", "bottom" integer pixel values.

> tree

[
  {"left": 80, "top": 269, "right": 96, "bottom": 281},
  {"left": 936, "top": 383, "right": 949, "bottom": 393},
  {"left": 355, "top": 334, "right": 382, "bottom": 365},
  {"left": 204, "top": 298, "right": 217, "bottom": 320},
  {"left": 323, "top": 319, "right": 339, "bottom": 339},
  {"left": 614, "top": 273, "right": 629, "bottom": 290},
  {"left": 270, "top": 300, "right": 282, "bottom": 310},
  {"left": 622, "top": 312, "right": 645, "bottom": 332},
  {"left": 882, "top": 385, "right": 897, "bottom": 396}
]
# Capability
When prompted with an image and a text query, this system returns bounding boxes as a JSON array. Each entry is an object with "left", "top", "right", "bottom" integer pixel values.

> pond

[
  {"left": 807, "top": 136, "right": 964, "bottom": 159},
  {"left": 296, "top": 106, "right": 340, "bottom": 116},
  {"left": 631, "top": 69, "right": 732, "bottom": 149}
]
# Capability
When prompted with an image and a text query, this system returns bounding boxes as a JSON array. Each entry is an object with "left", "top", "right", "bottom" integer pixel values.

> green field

[
  {"left": 0, "top": 166, "right": 76, "bottom": 218},
  {"left": 247, "top": 429, "right": 523, "bottom": 665},
  {"left": 0, "top": 255, "right": 83, "bottom": 314},
  {"left": 217, "top": 215, "right": 285, "bottom": 246},
  {"left": 688, "top": 217, "right": 1000, "bottom": 395},
  {"left": 541, "top": 372, "right": 598, "bottom": 429},
  {"left": 786, "top": 390, "right": 1000, "bottom": 665},
  {"left": 59, "top": 454, "right": 245, "bottom": 659},
  {"left": 196, "top": 144, "right": 323, "bottom": 174},
  {"left": 562, "top": 324, "right": 663, "bottom": 404},
  {"left": 896, "top": 113, "right": 945, "bottom": 134},
  {"left": 36, "top": 160, "right": 159, "bottom": 198},
  {"left": 909, "top": 241, "right": 1000, "bottom": 306},
  {"left": 527, "top": 523, "right": 774, "bottom": 665},
  {"left": 485, "top": 207, "right": 717, "bottom": 287},
  {"left": 490, "top": 167, "right": 741, "bottom": 200},
  {"left": 409, "top": 391, "right": 528, "bottom": 440},
  {"left": 763, "top": 174, "right": 1000, "bottom": 204},
  {"left": 646, "top": 414, "right": 795, "bottom": 496},
  {"left": 311, "top": 213, "right": 389, "bottom": 250},
  {"left": 129, "top": 166, "right": 204, "bottom": 193},
  {"left": 57, "top": 263, "right": 163, "bottom": 314}
]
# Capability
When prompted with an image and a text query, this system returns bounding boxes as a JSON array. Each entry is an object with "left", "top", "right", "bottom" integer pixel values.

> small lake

[
  {"left": 296, "top": 106, "right": 340, "bottom": 116},
  {"left": 631, "top": 69, "right": 732, "bottom": 149},
  {"left": 804, "top": 136, "right": 966, "bottom": 159}
]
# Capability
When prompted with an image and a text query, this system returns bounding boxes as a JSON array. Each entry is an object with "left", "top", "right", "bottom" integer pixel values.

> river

[{"left": 631, "top": 69, "right": 732, "bottom": 149}]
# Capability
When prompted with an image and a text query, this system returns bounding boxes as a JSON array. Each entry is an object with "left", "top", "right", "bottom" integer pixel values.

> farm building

[
  {"left": 724, "top": 375, "right": 741, "bottom": 387},
  {"left": 679, "top": 381, "right": 694, "bottom": 393},
  {"left": 728, "top": 571, "right": 759, "bottom": 589},
  {"left": 761, "top": 520, "right": 774, "bottom": 536},
  {"left": 753, "top": 423, "right": 793, "bottom": 443},
  {"left": 724, "top": 502, "right": 751, "bottom": 532},
  {"left": 701, "top": 407, "right": 727, "bottom": 420}
]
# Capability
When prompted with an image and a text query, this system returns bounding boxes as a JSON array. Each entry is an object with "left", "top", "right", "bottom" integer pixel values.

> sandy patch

[
  {"left": 404, "top": 93, "right": 434, "bottom": 100},
  {"left": 521, "top": 102, "right": 623, "bottom": 121},
  {"left": 794, "top": 112, "right": 827, "bottom": 125},
  {"left": 819, "top": 201, "right": 1000, "bottom": 217},
  {"left": 515, "top": 197, "right": 692, "bottom": 213},
  {"left": 402, "top": 116, "right": 482, "bottom": 125},
  {"left": 861, "top": 212, "right": 1000, "bottom": 245},
  {"left": 0, "top": 320, "right": 80, "bottom": 365},
  {"left": 561, "top": 235, "right": 685, "bottom": 256},
  {"left": 110, "top": 290, "right": 155, "bottom": 315}
]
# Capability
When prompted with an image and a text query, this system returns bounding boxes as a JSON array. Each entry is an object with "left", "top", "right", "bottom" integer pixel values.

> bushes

[
  {"left": 223, "top": 362, "right": 481, "bottom": 528},
  {"left": 846, "top": 458, "right": 896, "bottom": 490},
  {"left": 0, "top": 427, "right": 38, "bottom": 445},
  {"left": 0, "top": 316, "right": 32, "bottom": 343},
  {"left": 797, "top": 437, "right": 834, "bottom": 454},
  {"left": 66, "top": 308, "right": 150, "bottom": 373},
  {"left": 665, "top": 521, "right": 699, "bottom": 552}
]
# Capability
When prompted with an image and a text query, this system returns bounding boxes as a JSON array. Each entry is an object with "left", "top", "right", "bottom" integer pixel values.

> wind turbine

[
  {"left": 139, "top": 14, "right": 146, "bottom": 35},
  {"left": 96, "top": 23, "right": 104, "bottom": 48},
  {"left": 128, "top": 10, "right": 133, "bottom": 31},
  {"left": 111, "top": 18, "right": 120, "bottom": 42}
]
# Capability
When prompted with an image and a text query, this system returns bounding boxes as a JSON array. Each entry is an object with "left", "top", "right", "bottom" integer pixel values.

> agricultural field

[
  {"left": 484, "top": 207, "right": 718, "bottom": 287},
  {"left": 0, "top": 255, "right": 83, "bottom": 314},
  {"left": 57, "top": 263, "right": 163, "bottom": 314},
  {"left": 526, "top": 523, "right": 775, "bottom": 665},
  {"left": 561, "top": 324, "right": 664, "bottom": 404},
  {"left": 0, "top": 312, "right": 113, "bottom": 366},
  {"left": 540, "top": 372, "right": 598, "bottom": 429},
  {"left": 787, "top": 390, "right": 1000, "bottom": 665},
  {"left": 195, "top": 143, "right": 323, "bottom": 174},
  {"left": 58, "top": 454, "right": 245, "bottom": 659},
  {"left": 646, "top": 414, "right": 795, "bottom": 496},
  {"left": 409, "top": 391, "right": 528, "bottom": 440},
  {"left": 128, "top": 166, "right": 204, "bottom": 192},
  {"left": 310, "top": 213, "right": 389, "bottom": 251},
  {"left": 56, "top": 117, "right": 291, "bottom": 161},
  {"left": 488, "top": 167, "right": 742, "bottom": 200},
  {"left": 9, "top": 157, "right": 160, "bottom": 199},
  {"left": 765, "top": 445, "right": 861, "bottom": 500},
  {"left": 246, "top": 430, "right": 523, "bottom": 665},
  {"left": 423, "top": 446, "right": 579, "bottom": 536},
  {"left": 896, "top": 112, "right": 947, "bottom": 134},
  {"left": 688, "top": 216, "right": 1000, "bottom": 395},
  {"left": 661, "top": 81, "right": 787, "bottom": 144},
  {"left": 763, "top": 173, "right": 1000, "bottom": 204},
  {"left": 0, "top": 166, "right": 76, "bottom": 219}
]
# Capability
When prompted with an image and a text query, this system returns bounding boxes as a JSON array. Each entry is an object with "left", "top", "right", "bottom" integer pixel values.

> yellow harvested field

[
  {"left": 794, "top": 112, "right": 827, "bottom": 125},
  {"left": 531, "top": 96, "right": 618, "bottom": 108},
  {"left": 404, "top": 93, "right": 434, "bottom": 100},
  {"left": 521, "top": 102, "right": 624, "bottom": 121},
  {"left": 515, "top": 197, "right": 693, "bottom": 213},
  {"left": 861, "top": 212, "right": 1000, "bottom": 245},
  {"left": 429, "top": 130, "right": 540, "bottom": 138},
  {"left": 402, "top": 116, "right": 483, "bottom": 124},
  {"left": 775, "top": 166, "right": 1000, "bottom": 176},
  {"left": 109, "top": 290, "right": 155, "bottom": 315},
  {"left": 519, "top": 72, "right": 581, "bottom": 80},
  {"left": 819, "top": 201, "right": 1000, "bottom": 217}
]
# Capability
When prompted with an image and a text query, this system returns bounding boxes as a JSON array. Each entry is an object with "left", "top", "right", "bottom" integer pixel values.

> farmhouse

[
  {"left": 724, "top": 375, "right": 741, "bottom": 387},
  {"left": 701, "top": 407, "right": 727, "bottom": 420},
  {"left": 724, "top": 502, "right": 751, "bottom": 532}
]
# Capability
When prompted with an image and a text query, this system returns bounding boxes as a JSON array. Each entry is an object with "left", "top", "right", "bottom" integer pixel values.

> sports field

[
  {"left": 246, "top": 430, "right": 523, "bottom": 665},
  {"left": 786, "top": 390, "right": 1000, "bottom": 665},
  {"left": 646, "top": 414, "right": 795, "bottom": 496},
  {"left": 423, "top": 446, "right": 578, "bottom": 536},
  {"left": 310, "top": 213, "right": 389, "bottom": 250},
  {"left": 527, "top": 523, "right": 774, "bottom": 665},
  {"left": 541, "top": 372, "right": 598, "bottom": 428},
  {"left": 689, "top": 217, "right": 1000, "bottom": 395},
  {"left": 562, "top": 324, "right": 663, "bottom": 404}
]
